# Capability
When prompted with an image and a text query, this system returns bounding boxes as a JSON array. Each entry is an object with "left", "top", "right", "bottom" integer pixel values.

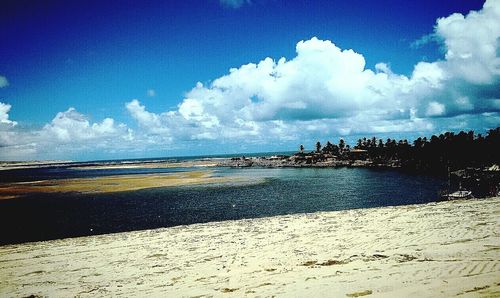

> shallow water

[{"left": 0, "top": 166, "right": 445, "bottom": 245}]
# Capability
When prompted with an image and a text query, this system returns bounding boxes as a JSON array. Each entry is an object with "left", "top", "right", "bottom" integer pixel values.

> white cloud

[
  {"left": 123, "top": 0, "right": 498, "bottom": 143},
  {"left": 0, "top": 76, "right": 8, "bottom": 88},
  {"left": 219, "top": 0, "right": 248, "bottom": 9},
  {"left": 126, "top": 100, "right": 162, "bottom": 130},
  {"left": 0, "top": 105, "right": 135, "bottom": 160},
  {"left": 410, "top": 33, "right": 439, "bottom": 49},
  {"left": 0, "top": 102, "right": 17, "bottom": 126},
  {"left": 425, "top": 102, "right": 446, "bottom": 117},
  {"left": 435, "top": 1, "right": 500, "bottom": 84},
  {"left": 42, "top": 108, "right": 122, "bottom": 142}
]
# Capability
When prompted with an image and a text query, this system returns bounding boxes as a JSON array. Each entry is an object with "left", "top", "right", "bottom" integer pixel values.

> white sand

[{"left": 1, "top": 198, "right": 499, "bottom": 297}]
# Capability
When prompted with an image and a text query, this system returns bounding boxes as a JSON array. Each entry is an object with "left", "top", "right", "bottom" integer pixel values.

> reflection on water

[{"left": 0, "top": 166, "right": 445, "bottom": 245}]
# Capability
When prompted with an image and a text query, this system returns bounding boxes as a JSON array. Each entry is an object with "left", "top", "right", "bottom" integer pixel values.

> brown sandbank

[{"left": 0, "top": 170, "right": 238, "bottom": 199}]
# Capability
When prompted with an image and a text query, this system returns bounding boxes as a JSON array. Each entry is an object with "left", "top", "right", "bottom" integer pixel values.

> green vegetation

[{"left": 308, "top": 128, "right": 499, "bottom": 173}]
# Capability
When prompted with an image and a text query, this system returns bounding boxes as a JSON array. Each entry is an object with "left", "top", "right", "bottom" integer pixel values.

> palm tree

[
  {"left": 356, "top": 139, "right": 362, "bottom": 149},
  {"left": 339, "top": 138, "right": 345, "bottom": 152},
  {"left": 323, "top": 141, "right": 333, "bottom": 153},
  {"left": 316, "top": 141, "right": 322, "bottom": 153},
  {"left": 413, "top": 137, "right": 423, "bottom": 148}
]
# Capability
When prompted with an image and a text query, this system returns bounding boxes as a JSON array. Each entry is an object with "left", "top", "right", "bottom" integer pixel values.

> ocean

[{"left": 0, "top": 156, "right": 446, "bottom": 245}]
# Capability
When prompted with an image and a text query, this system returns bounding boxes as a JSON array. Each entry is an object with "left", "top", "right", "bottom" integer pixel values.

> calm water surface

[{"left": 0, "top": 166, "right": 446, "bottom": 245}]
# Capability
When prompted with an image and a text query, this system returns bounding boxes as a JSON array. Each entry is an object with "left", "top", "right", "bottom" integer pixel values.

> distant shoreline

[
  {"left": 0, "top": 155, "right": 392, "bottom": 171},
  {"left": 216, "top": 154, "right": 400, "bottom": 169},
  {"left": 0, "top": 151, "right": 297, "bottom": 169},
  {"left": 2, "top": 154, "right": 498, "bottom": 198}
]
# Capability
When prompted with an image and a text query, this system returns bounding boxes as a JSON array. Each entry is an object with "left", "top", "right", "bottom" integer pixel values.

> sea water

[{"left": 0, "top": 163, "right": 445, "bottom": 245}]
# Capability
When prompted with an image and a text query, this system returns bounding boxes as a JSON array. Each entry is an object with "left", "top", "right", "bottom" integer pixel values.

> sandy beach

[{"left": 0, "top": 197, "right": 499, "bottom": 297}]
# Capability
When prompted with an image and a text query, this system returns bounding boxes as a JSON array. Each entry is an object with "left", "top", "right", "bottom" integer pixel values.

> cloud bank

[
  {"left": 0, "top": 106, "right": 134, "bottom": 160},
  {"left": 125, "top": 0, "right": 499, "bottom": 140},
  {"left": 0, "top": 0, "right": 499, "bottom": 160}
]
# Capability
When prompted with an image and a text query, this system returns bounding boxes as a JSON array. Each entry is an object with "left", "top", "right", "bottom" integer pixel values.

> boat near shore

[{"left": 443, "top": 190, "right": 473, "bottom": 200}]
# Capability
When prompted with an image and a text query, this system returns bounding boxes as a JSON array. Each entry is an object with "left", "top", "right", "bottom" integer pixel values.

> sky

[{"left": 0, "top": 0, "right": 499, "bottom": 161}]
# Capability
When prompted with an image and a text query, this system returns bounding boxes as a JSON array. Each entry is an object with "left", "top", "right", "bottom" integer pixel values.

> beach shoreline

[
  {"left": 0, "top": 159, "right": 218, "bottom": 171},
  {"left": 1, "top": 197, "right": 498, "bottom": 297}
]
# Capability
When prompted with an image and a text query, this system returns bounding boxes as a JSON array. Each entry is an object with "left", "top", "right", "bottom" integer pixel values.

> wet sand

[
  {"left": 0, "top": 197, "right": 498, "bottom": 297},
  {"left": 0, "top": 170, "right": 237, "bottom": 199}
]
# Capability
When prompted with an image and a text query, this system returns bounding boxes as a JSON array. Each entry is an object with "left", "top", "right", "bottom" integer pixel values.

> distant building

[{"left": 348, "top": 149, "right": 368, "bottom": 160}]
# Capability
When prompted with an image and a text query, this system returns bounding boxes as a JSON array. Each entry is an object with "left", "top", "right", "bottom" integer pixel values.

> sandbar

[
  {"left": 0, "top": 197, "right": 498, "bottom": 297},
  {"left": 0, "top": 170, "right": 239, "bottom": 199}
]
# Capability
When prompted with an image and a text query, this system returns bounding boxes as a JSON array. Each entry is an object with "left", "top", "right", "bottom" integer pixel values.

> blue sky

[{"left": 0, "top": 0, "right": 499, "bottom": 160}]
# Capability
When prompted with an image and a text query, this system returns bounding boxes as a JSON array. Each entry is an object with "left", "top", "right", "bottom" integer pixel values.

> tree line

[{"left": 299, "top": 127, "right": 500, "bottom": 174}]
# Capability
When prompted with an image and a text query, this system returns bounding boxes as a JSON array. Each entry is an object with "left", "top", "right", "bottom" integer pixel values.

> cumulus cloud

[
  {"left": 0, "top": 102, "right": 17, "bottom": 126},
  {"left": 124, "top": 0, "right": 498, "bottom": 145},
  {"left": 42, "top": 108, "right": 125, "bottom": 143},
  {"left": 0, "top": 105, "right": 135, "bottom": 160},
  {"left": 126, "top": 100, "right": 162, "bottom": 131},
  {"left": 435, "top": 1, "right": 500, "bottom": 84}
]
